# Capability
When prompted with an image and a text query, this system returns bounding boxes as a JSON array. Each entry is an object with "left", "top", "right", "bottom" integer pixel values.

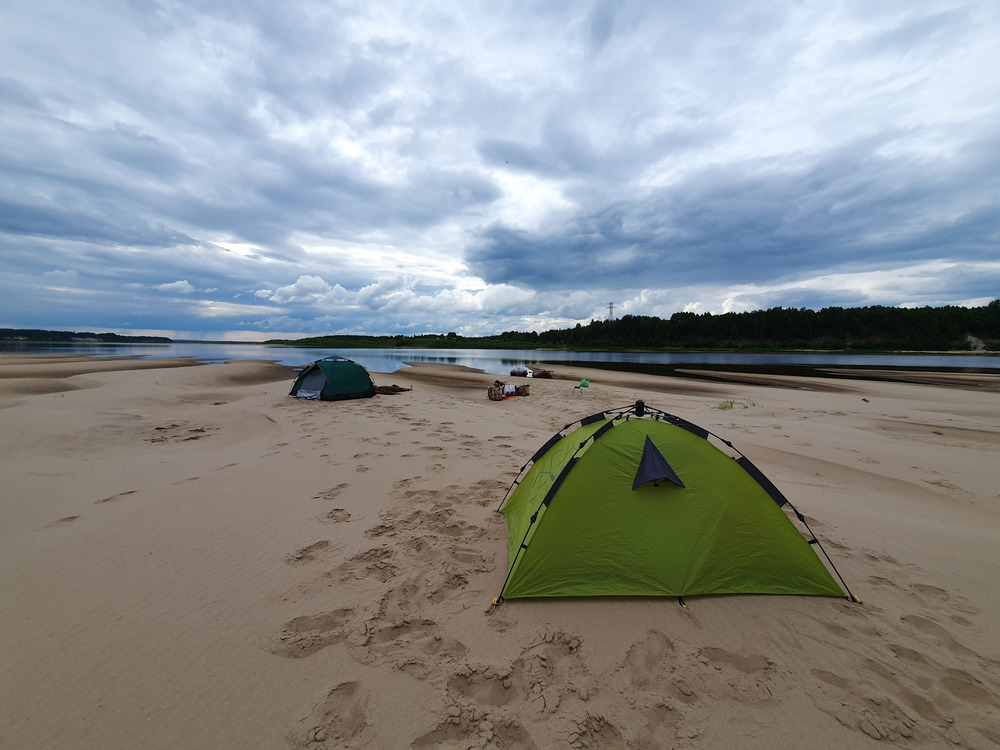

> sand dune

[{"left": 1, "top": 354, "right": 998, "bottom": 749}]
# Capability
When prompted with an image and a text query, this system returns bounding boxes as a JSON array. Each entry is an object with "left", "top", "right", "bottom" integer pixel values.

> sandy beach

[{"left": 1, "top": 353, "right": 998, "bottom": 749}]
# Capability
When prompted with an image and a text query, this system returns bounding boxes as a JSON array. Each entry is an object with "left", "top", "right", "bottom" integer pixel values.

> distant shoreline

[
  {"left": 2, "top": 352, "right": 999, "bottom": 393},
  {"left": 5, "top": 337, "right": 999, "bottom": 357},
  {"left": 264, "top": 342, "right": 999, "bottom": 357},
  {"left": 0, "top": 329, "right": 171, "bottom": 344},
  {"left": 4, "top": 320, "right": 998, "bottom": 356}
]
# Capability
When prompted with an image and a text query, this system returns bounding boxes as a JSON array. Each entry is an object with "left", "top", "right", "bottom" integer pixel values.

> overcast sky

[{"left": 1, "top": 1, "right": 998, "bottom": 340}]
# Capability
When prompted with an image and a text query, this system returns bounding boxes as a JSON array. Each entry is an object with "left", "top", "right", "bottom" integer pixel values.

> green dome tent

[
  {"left": 289, "top": 356, "right": 376, "bottom": 402},
  {"left": 494, "top": 401, "right": 855, "bottom": 604}
]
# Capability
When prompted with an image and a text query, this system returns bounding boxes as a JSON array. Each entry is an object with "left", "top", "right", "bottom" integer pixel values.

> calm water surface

[{"left": 3, "top": 341, "right": 996, "bottom": 377}]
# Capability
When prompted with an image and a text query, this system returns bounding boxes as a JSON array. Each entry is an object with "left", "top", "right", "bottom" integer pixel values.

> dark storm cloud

[
  {"left": 467, "top": 129, "right": 1000, "bottom": 292},
  {"left": 478, "top": 118, "right": 729, "bottom": 184},
  {"left": 0, "top": 199, "right": 195, "bottom": 248}
]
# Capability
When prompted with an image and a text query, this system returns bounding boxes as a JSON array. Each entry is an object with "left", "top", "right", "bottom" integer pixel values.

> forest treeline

[
  {"left": 269, "top": 300, "right": 1000, "bottom": 352},
  {"left": 8, "top": 301, "right": 995, "bottom": 351},
  {"left": 0, "top": 328, "right": 172, "bottom": 344}
]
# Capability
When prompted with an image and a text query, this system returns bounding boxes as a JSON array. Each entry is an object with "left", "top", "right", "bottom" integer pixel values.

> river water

[{"left": 2, "top": 341, "right": 996, "bottom": 377}]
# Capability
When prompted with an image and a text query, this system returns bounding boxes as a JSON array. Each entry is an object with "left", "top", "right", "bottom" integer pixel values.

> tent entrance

[{"left": 296, "top": 369, "right": 327, "bottom": 400}]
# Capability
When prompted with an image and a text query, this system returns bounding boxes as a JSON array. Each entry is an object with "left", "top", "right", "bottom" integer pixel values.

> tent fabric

[
  {"left": 288, "top": 356, "right": 376, "bottom": 402},
  {"left": 498, "top": 411, "right": 845, "bottom": 601}
]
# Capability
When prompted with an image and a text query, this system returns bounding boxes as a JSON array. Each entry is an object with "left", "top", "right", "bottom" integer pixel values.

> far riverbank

[{"left": 1, "top": 342, "right": 997, "bottom": 379}]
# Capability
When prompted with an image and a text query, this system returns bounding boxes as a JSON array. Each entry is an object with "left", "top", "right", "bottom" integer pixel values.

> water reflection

[{"left": 1, "top": 341, "right": 996, "bottom": 376}]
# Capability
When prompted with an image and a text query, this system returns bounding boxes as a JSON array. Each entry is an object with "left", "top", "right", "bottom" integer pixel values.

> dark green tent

[
  {"left": 289, "top": 356, "right": 376, "bottom": 402},
  {"left": 495, "top": 401, "right": 853, "bottom": 603}
]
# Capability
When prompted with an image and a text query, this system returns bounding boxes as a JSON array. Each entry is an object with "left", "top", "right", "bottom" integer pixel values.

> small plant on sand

[{"left": 714, "top": 399, "right": 757, "bottom": 410}]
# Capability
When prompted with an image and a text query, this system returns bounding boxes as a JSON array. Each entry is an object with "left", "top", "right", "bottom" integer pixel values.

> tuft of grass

[{"left": 713, "top": 399, "right": 758, "bottom": 410}]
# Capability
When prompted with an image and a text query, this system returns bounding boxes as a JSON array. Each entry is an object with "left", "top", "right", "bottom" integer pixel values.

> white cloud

[
  {"left": 268, "top": 275, "right": 337, "bottom": 305},
  {"left": 191, "top": 299, "right": 285, "bottom": 318},
  {"left": 155, "top": 280, "right": 195, "bottom": 294}
]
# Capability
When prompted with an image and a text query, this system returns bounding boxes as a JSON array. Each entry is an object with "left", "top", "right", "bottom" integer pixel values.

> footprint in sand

[
  {"left": 448, "top": 663, "right": 520, "bottom": 707},
  {"left": 699, "top": 646, "right": 771, "bottom": 674},
  {"left": 411, "top": 707, "right": 536, "bottom": 750},
  {"left": 146, "top": 423, "right": 219, "bottom": 444},
  {"left": 272, "top": 607, "right": 356, "bottom": 658},
  {"left": 449, "top": 546, "right": 494, "bottom": 571},
  {"left": 810, "top": 685, "right": 919, "bottom": 741},
  {"left": 370, "top": 494, "right": 478, "bottom": 541},
  {"left": 514, "top": 630, "right": 591, "bottom": 714},
  {"left": 615, "top": 630, "right": 696, "bottom": 704},
  {"left": 939, "top": 670, "right": 997, "bottom": 706},
  {"left": 426, "top": 632, "right": 597, "bottom": 745},
  {"left": 807, "top": 617, "right": 1000, "bottom": 747},
  {"left": 96, "top": 489, "right": 138, "bottom": 504},
  {"left": 356, "top": 617, "right": 468, "bottom": 679},
  {"left": 567, "top": 714, "right": 631, "bottom": 750},
  {"left": 460, "top": 439, "right": 484, "bottom": 457},
  {"left": 314, "top": 482, "right": 350, "bottom": 501},
  {"left": 43, "top": 515, "right": 81, "bottom": 528},
  {"left": 331, "top": 546, "right": 399, "bottom": 582},
  {"left": 294, "top": 681, "right": 371, "bottom": 747},
  {"left": 470, "top": 477, "right": 508, "bottom": 507},
  {"left": 696, "top": 646, "right": 778, "bottom": 703},
  {"left": 621, "top": 630, "right": 676, "bottom": 688},
  {"left": 285, "top": 540, "right": 333, "bottom": 566},
  {"left": 901, "top": 613, "right": 980, "bottom": 657},
  {"left": 426, "top": 571, "right": 469, "bottom": 604}
]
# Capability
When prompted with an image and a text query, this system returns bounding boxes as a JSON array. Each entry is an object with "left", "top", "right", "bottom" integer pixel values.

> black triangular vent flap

[{"left": 633, "top": 435, "right": 685, "bottom": 490}]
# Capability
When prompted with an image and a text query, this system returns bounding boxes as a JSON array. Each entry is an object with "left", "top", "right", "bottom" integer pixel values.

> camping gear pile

[
  {"left": 488, "top": 380, "right": 529, "bottom": 401},
  {"left": 375, "top": 384, "right": 412, "bottom": 395},
  {"left": 288, "top": 356, "right": 376, "bottom": 401},
  {"left": 509, "top": 366, "right": 553, "bottom": 378},
  {"left": 494, "top": 400, "right": 856, "bottom": 605}
]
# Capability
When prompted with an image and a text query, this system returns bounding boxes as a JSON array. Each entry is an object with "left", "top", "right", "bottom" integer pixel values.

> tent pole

[{"left": 789, "top": 503, "right": 862, "bottom": 604}]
